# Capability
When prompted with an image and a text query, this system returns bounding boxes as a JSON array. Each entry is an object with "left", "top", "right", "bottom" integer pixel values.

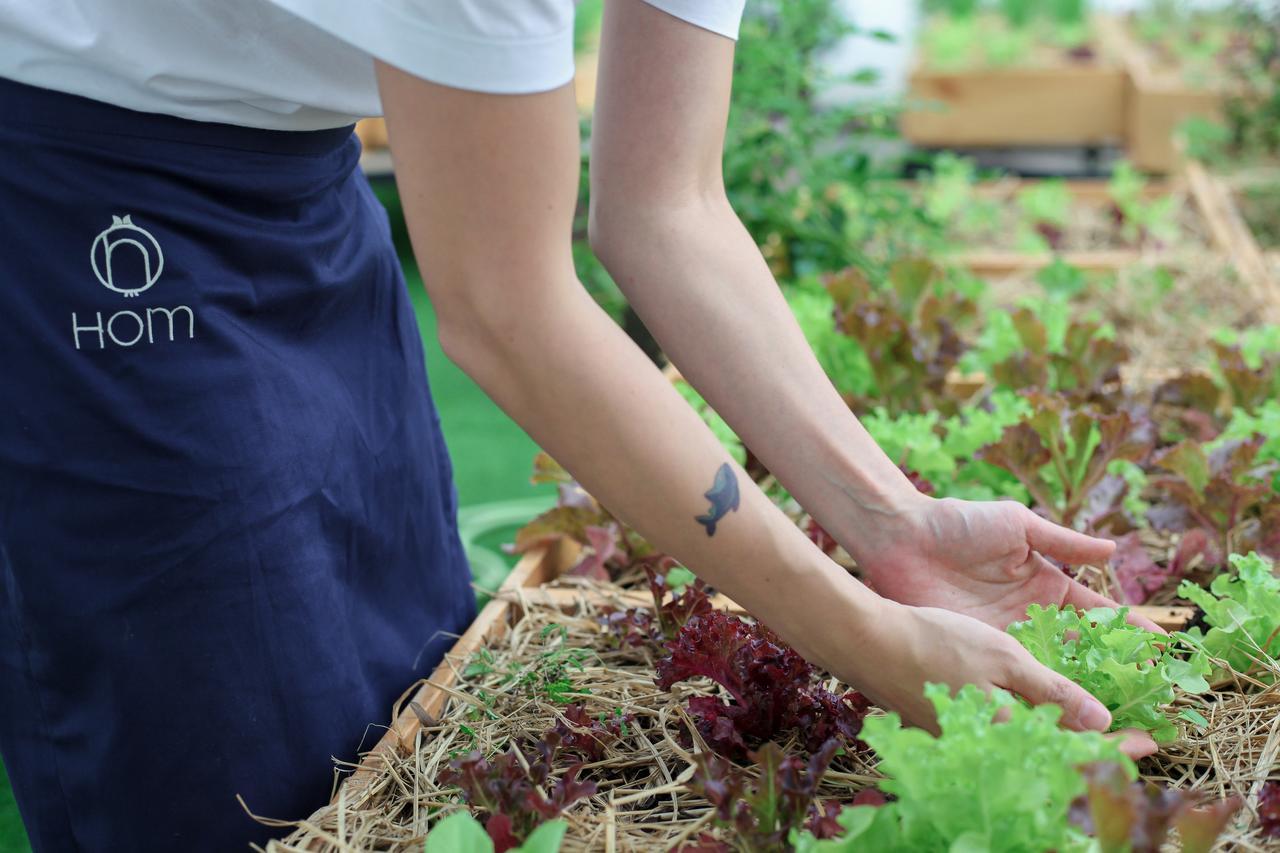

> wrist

[
  {"left": 818, "top": 589, "right": 908, "bottom": 692},
  {"left": 756, "top": 548, "right": 888, "bottom": 677},
  {"left": 819, "top": 476, "right": 934, "bottom": 573}
]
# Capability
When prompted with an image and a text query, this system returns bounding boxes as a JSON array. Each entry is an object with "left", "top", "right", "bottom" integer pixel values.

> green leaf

[
  {"left": 425, "top": 811, "right": 494, "bottom": 853},
  {"left": 516, "top": 820, "right": 568, "bottom": 853},
  {"left": 1175, "top": 552, "right": 1280, "bottom": 678},
  {"left": 1009, "top": 605, "right": 1206, "bottom": 742},
  {"left": 663, "top": 566, "right": 697, "bottom": 593},
  {"left": 1036, "top": 259, "right": 1088, "bottom": 299},
  {"left": 1178, "top": 707, "right": 1209, "bottom": 727},
  {"left": 793, "top": 684, "right": 1128, "bottom": 851},
  {"left": 1154, "top": 440, "right": 1211, "bottom": 494}
]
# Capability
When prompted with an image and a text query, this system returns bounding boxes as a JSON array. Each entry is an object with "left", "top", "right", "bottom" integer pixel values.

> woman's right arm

[{"left": 373, "top": 63, "right": 1116, "bottom": 735}]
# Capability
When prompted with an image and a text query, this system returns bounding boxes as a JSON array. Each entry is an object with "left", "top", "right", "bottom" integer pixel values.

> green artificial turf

[
  {"left": 405, "top": 272, "right": 551, "bottom": 508},
  {"left": 0, "top": 761, "right": 24, "bottom": 853},
  {"left": 0, "top": 182, "right": 550, "bottom": 849}
]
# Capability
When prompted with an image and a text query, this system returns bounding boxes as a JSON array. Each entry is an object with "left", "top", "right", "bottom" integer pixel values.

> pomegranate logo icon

[{"left": 90, "top": 214, "right": 164, "bottom": 297}]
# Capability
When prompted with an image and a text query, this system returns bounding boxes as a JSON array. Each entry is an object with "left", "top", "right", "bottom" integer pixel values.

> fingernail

[{"left": 1082, "top": 700, "right": 1112, "bottom": 731}]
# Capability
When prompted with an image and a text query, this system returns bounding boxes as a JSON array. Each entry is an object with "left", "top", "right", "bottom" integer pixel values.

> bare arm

[
  {"left": 587, "top": 0, "right": 1158, "bottom": 636},
  {"left": 374, "top": 54, "right": 1118, "bottom": 735},
  {"left": 374, "top": 63, "right": 871, "bottom": 674}
]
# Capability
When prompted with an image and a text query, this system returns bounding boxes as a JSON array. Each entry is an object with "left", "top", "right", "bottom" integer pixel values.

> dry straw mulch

[
  {"left": 981, "top": 252, "right": 1277, "bottom": 388},
  {"left": 260, "top": 581, "right": 879, "bottom": 852},
  {"left": 261, "top": 579, "right": 1279, "bottom": 852},
  {"left": 1149, "top": 671, "right": 1280, "bottom": 851}
]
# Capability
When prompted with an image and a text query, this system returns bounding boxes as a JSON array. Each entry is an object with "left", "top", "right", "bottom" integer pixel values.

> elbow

[
  {"left": 588, "top": 184, "right": 730, "bottom": 275},
  {"left": 429, "top": 266, "right": 576, "bottom": 388},
  {"left": 431, "top": 276, "right": 522, "bottom": 382}
]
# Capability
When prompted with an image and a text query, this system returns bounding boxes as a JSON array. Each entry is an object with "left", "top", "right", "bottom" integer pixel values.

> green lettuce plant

[
  {"left": 425, "top": 812, "right": 566, "bottom": 853},
  {"left": 791, "top": 684, "right": 1130, "bottom": 852},
  {"left": 785, "top": 281, "right": 876, "bottom": 400},
  {"left": 1107, "top": 161, "right": 1178, "bottom": 247},
  {"left": 861, "top": 393, "right": 1031, "bottom": 502},
  {"left": 978, "top": 393, "right": 1152, "bottom": 526},
  {"left": 1009, "top": 605, "right": 1211, "bottom": 742},
  {"left": 1178, "top": 551, "right": 1280, "bottom": 679}
]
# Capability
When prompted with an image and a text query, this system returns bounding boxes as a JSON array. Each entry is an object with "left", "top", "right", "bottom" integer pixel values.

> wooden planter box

[
  {"left": 311, "top": 539, "right": 1187, "bottom": 812},
  {"left": 1211, "top": 163, "right": 1280, "bottom": 255},
  {"left": 1093, "top": 16, "right": 1227, "bottom": 174},
  {"left": 903, "top": 15, "right": 1234, "bottom": 174},
  {"left": 309, "top": 539, "right": 1190, "bottom": 829},
  {"left": 902, "top": 57, "right": 1126, "bottom": 148},
  {"left": 1180, "top": 160, "right": 1278, "bottom": 305}
]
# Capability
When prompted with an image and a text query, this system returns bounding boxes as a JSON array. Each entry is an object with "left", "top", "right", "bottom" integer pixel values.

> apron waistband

[{"left": 0, "top": 76, "right": 354, "bottom": 156}]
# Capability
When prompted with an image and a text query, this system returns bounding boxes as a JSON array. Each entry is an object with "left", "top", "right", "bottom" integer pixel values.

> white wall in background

[{"left": 818, "top": 0, "right": 920, "bottom": 104}]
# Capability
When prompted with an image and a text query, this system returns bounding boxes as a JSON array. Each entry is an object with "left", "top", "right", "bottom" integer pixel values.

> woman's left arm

[{"left": 588, "top": 0, "right": 1156, "bottom": 632}]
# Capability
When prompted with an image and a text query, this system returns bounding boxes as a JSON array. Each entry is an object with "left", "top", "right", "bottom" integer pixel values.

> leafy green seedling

[
  {"left": 425, "top": 812, "right": 567, "bottom": 853},
  {"left": 791, "top": 684, "right": 1130, "bottom": 852},
  {"left": 1177, "top": 551, "right": 1280, "bottom": 679},
  {"left": 1009, "top": 605, "right": 1211, "bottom": 742},
  {"left": 979, "top": 393, "right": 1151, "bottom": 526}
]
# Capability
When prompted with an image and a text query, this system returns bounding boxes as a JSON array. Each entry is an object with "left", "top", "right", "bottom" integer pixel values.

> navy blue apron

[{"left": 0, "top": 79, "right": 476, "bottom": 851}]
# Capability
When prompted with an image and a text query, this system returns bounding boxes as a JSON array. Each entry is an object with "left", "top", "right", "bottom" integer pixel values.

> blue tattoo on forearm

[{"left": 696, "top": 463, "right": 740, "bottom": 537}]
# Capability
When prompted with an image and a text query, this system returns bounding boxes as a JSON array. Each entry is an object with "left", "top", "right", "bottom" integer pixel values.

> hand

[
  {"left": 849, "top": 600, "right": 1156, "bottom": 759},
  {"left": 847, "top": 496, "right": 1163, "bottom": 633}
]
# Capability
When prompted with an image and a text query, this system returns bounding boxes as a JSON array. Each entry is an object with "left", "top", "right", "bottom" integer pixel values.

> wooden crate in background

[
  {"left": 1095, "top": 16, "right": 1226, "bottom": 174},
  {"left": 902, "top": 61, "right": 1126, "bottom": 148}
]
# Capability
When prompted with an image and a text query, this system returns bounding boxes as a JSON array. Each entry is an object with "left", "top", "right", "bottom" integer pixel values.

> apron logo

[
  {"left": 90, "top": 214, "right": 164, "bottom": 297},
  {"left": 72, "top": 214, "right": 196, "bottom": 351}
]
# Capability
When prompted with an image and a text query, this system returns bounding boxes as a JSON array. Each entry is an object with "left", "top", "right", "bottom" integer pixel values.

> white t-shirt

[{"left": 0, "top": 1, "right": 744, "bottom": 131}]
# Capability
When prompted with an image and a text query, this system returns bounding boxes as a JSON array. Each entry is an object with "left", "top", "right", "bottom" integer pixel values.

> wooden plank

[
  {"left": 967, "top": 178, "right": 1177, "bottom": 203},
  {"left": 956, "top": 249, "right": 1142, "bottom": 275},
  {"left": 902, "top": 61, "right": 1126, "bottom": 147},
  {"left": 1133, "top": 605, "right": 1196, "bottom": 632},
  {"left": 1183, "top": 159, "right": 1278, "bottom": 308},
  {"left": 500, "top": 535, "right": 579, "bottom": 593},
  {"left": 338, "top": 544, "right": 562, "bottom": 799},
  {"left": 1093, "top": 15, "right": 1225, "bottom": 173}
]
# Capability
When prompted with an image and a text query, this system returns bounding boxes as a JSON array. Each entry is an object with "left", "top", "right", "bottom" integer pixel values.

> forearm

[
  {"left": 373, "top": 58, "right": 883, "bottom": 678},
  {"left": 591, "top": 198, "right": 925, "bottom": 563},
  {"left": 439, "top": 273, "right": 879, "bottom": 673}
]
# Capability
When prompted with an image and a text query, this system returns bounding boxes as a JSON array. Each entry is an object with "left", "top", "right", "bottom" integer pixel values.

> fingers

[
  {"left": 1053, "top": 566, "right": 1169, "bottom": 635},
  {"left": 1108, "top": 728, "right": 1159, "bottom": 760},
  {"left": 1004, "top": 645, "right": 1113, "bottom": 732},
  {"left": 1022, "top": 508, "right": 1115, "bottom": 565}
]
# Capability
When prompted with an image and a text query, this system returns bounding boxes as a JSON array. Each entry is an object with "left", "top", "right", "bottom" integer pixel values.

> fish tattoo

[{"left": 696, "top": 463, "right": 740, "bottom": 537}]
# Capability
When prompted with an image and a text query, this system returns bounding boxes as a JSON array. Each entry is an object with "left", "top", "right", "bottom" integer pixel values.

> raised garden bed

[
  {"left": 909, "top": 158, "right": 1276, "bottom": 324},
  {"left": 1094, "top": 12, "right": 1239, "bottom": 173},
  {"left": 929, "top": 172, "right": 1210, "bottom": 269},
  {"left": 903, "top": 13, "right": 1125, "bottom": 147},
  {"left": 265, "top": 531, "right": 1278, "bottom": 851},
  {"left": 262, "top": 298, "right": 1280, "bottom": 848}
]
